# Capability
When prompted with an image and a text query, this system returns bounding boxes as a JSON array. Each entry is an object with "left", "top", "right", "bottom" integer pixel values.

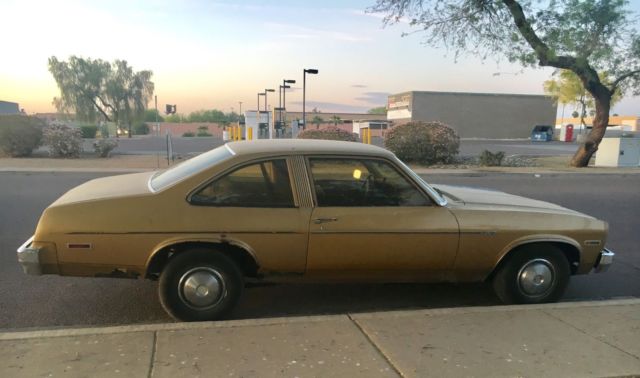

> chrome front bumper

[
  {"left": 17, "top": 236, "right": 43, "bottom": 275},
  {"left": 594, "top": 248, "right": 615, "bottom": 273}
]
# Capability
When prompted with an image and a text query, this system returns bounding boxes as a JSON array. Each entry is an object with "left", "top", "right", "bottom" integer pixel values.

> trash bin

[{"left": 563, "top": 124, "right": 574, "bottom": 142}]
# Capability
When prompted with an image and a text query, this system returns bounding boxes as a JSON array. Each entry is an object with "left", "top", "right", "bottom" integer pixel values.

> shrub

[
  {"left": 93, "top": 138, "right": 118, "bottom": 158},
  {"left": 133, "top": 122, "right": 150, "bottom": 135},
  {"left": 98, "top": 123, "right": 110, "bottom": 138},
  {"left": 79, "top": 125, "right": 98, "bottom": 138},
  {"left": 297, "top": 126, "right": 357, "bottom": 142},
  {"left": 196, "top": 125, "right": 212, "bottom": 137},
  {"left": 43, "top": 124, "right": 83, "bottom": 158},
  {"left": 384, "top": 121, "right": 459, "bottom": 164},
  {"left": 479, "top": 150, "right": 506, "bottom": 166},
  {"left": 182, "top": 131, "right": 195, "bottom": 137},
  {"left": 0, "top": 115, "right": 44, "bottom": 157}
]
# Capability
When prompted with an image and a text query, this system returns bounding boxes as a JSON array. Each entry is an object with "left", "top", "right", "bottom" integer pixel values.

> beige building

[
  {"left": 556, "top": 115, "right": 639, "bottom": 131},
  {"left": 387, "top": 91, "right": 557, "bottom": 138},
  {"left": 283, "top": 111, "right": 386, "bottom": 126}
]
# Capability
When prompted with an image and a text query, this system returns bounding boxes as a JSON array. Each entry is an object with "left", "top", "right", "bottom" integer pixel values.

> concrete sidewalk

[{"left": 1, "top": 299, "right": 638, "bottom": 377}]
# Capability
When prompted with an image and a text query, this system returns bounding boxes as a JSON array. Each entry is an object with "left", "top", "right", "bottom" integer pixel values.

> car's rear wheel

[
  {"left": 159, "top": 249, "right": 243, "bottom": 321},
  {"left": 492, "top": 244, "right": 570, "bottom": 304}
]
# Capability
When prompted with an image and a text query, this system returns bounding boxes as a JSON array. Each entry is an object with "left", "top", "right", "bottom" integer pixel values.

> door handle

[{"left": 313, "top": 217, "right": 338, "bottom": 224}]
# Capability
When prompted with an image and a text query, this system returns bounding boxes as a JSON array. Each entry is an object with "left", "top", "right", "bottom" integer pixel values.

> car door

[
  {"left": 188, "top": 157, "right": 312, "bottom": 274},
  {"left": 305, "top": 156, "right": 459, "bottom": 281}
]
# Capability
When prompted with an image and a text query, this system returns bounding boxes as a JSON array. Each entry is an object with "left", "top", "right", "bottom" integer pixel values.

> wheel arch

[
  {"left": 485, "top": 237, "right": 582, "bottom": 282},
  {"left": 145, "top": 239, "right": 260, "bottom": 280}
]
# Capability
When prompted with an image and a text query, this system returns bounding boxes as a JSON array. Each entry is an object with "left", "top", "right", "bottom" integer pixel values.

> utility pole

[{"left": 154, "top": 95, "right": 159, "bottom": 136}]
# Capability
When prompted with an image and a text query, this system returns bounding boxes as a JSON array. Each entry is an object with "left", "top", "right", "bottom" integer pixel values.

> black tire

[
  {"left": 492, "top": 244, "right": 570, "bottom": 304},
  {"left": 159, "top": 249, "right": 243, "bottom": 321}
]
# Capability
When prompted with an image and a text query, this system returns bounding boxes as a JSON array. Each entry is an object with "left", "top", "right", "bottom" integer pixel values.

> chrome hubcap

[
  {"left": 178, "top": 267, "right": 225, "bottom": 309},
  {"left": 517, "top": 259, "right": 555, "bottom": 297}
]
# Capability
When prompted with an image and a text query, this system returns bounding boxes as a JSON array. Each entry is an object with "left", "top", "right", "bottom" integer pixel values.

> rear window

[
  {"left": 533, "top": 125, "right": 552, "bottom": 132},
  {"left": 150, "top": 145, "right": 233, "bottom": 191}
]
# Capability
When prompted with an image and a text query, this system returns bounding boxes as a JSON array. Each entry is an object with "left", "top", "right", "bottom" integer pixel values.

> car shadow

[{"left": 233, "top": 282, "right": 501, "bottom": 320}]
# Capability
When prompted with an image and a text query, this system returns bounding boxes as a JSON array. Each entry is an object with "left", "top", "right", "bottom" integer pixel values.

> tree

[
  {"left": 165, "top": 113, "right": 184, "bottom": 123},
  {"left": 144, "top": 109, "right": 164, "bottom": 122},
  {"left": 187, "top": 109, "right": 227, "bottom": 123},
  {"left": 330, "top": 115, "right": 342, "bottom": 126},
  {"left": 312, "top": 115, "right": 324, "bottom": 129},
  {"left": 367, "top": 106, "right": 387, "bottom": 114},
  {"left": 371, "top": 0, "right": 640, "bottom": 167},
  {"left": 49, "top": 56, "right": 154, "bottom": 138},
  {"left": 544, "top": 69, "right": 621, "bottom": 131}
]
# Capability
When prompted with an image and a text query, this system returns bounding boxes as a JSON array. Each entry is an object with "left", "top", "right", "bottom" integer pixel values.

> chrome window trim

[
  {"left": 225, "top": 143, "right": 236, "bottom": 156},
  {"left": 394, "top": 158, "right": 448, "bottom": 207},
  {"left": 186, "top": 156, "right": 298, "bottom": 208}
]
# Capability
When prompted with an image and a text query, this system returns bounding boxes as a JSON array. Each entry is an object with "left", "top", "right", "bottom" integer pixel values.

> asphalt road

[
  {"left": 1, "top": 172, "right": 638, "bottom": 329},
  {"left": 77, "top": 136, "right": 580, "bottom": 157}
]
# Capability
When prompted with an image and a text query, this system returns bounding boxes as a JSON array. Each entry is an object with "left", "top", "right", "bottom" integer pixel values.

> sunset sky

[{"left": 1, "top": 0, "right": 639, "bottom": 116}]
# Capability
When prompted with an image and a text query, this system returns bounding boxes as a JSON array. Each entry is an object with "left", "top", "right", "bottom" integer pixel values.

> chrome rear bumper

[
  {"left": 17, "top": 236, "right": 42, "bottom": 275},
  {"left": 594, "top": 248, "right": 614, "bottom": 273}
]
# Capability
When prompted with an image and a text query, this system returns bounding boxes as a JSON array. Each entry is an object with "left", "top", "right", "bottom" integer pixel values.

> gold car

[{"left": 18, "top": 140, "right": 614, "bottom": 321}]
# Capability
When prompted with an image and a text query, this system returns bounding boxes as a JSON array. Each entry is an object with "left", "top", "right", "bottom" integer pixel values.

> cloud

[
  {"left": 351, "top": 84, "right": 368, "bottom": 88},
  {"left": 349, "top": 8, "right": 412, "bottom": 24},
  {"left": 264, "top": 22, "right": 371, "bottom": 43},
  {"left": 354, "top": 91, "right": 390, "bottom": 105}
]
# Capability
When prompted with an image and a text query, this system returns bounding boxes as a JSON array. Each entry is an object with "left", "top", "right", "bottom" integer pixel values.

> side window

[
  {"left": 309, "top": 158, "right": 431, "bottom": 207},
  {"left": 191, "top": 159, "right": 294, "bottom": 207}
]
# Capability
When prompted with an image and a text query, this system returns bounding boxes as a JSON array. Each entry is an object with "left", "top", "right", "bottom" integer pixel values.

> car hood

[
  {"left": 432, "top": 184, "right": 583, "bottom": 215},
  {"left": 50, "top": 171, "right": 156, "bottom": 207}
]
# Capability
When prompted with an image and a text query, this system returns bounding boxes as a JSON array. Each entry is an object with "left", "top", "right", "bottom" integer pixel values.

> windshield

[
  {"left": 394, "top": 158, "right": 447, "bottom": 206},
  {"left": 150, "top": 145, "right": 233, "bottom": 191}
]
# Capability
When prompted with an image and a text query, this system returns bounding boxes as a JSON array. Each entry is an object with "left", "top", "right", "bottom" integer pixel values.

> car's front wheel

[
  {"left": 159, "top": 249, "right": 243, "bottom": 321},
  {"left": 492, "top": 244, "right": 570, "bottom": 304}
]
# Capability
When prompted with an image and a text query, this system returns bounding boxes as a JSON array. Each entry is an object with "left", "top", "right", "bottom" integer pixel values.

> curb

[{"left": 2, "top": 298, "right": 637, "bottom": 341}]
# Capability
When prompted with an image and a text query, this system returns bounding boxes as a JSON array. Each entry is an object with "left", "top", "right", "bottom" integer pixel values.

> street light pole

[
  {"left": 302, "top": 69, "right": 318, "bottom": 130},
  {"left": 264, "top": 88, "right": 275, "bottom": 112},
  {"left": 264, "top": 89, "right": 275, "bottom": 139},
  {"left": 257, "top": 92, "right": 265, "bottom": 137},
  {"left": 282, "top": 79, "right": 295, "bottom": 127}
]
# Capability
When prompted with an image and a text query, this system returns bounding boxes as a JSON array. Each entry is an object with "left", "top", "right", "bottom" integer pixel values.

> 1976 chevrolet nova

[{"left": 18, "top": 140, "right": 614, "bottom": 321}]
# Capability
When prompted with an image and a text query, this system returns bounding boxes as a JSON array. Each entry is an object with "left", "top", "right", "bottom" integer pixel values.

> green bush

[
  {"left": 79, "top": 125, "right": 98, "bottom": 138},
  {"left": 182, "top": 131, "right": 195, "bottom": 137},
  {"left": 196, "top": 125, "right": 212, "bottom": 137},
  {"left": 133, "top": 122, "right": 150, "bottom": 135},
  {"left": 384, "top": 121, "right": 459, "bottom": 164},
  {"left": 93, "top": 138, "right": 118, "bottom": 158},
  {"left": 98, "top": 123, "right": 110, "bottom": 138},
  {"left": 43, "top": 124, "right": 83, "bottom": 158},
  {"left": 479, "top": 150, "right": 506, "bottom": 166},
  {"left": 297, "top": 126, "right": 357, "bottom": 142},
  {"left": 0, "top": 115, "right": 44, "bottom": 157}
]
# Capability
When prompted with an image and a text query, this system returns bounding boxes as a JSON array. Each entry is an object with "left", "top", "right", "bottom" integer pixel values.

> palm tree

[{"left": 312, "top": 115, "right": 324, "bottom": 129}]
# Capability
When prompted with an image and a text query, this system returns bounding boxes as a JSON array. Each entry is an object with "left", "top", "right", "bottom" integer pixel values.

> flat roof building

[
  {"left": 0, "top": 101, "right": 20, "bottom": 115},
  {"left": 387, "top": 91, "right": 557, "bottom": 139}
]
